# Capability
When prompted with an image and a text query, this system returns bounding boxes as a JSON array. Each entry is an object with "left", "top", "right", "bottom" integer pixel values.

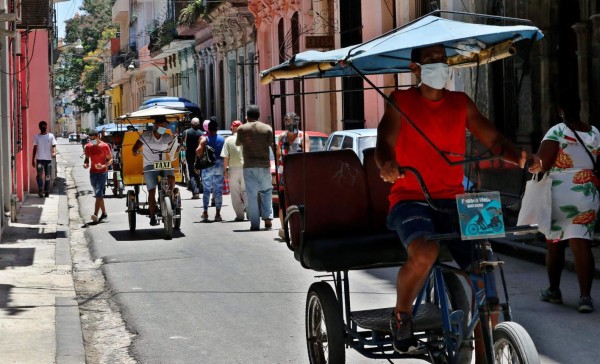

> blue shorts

[
  {"left": 90, "top": 173, "right": 107, "bottom": 198},
  {"left": 143, "top": 165, "right": 174, "bottom": 190},
  {"left": 387, "top": 200, "right": 472, "bottom": 269}
]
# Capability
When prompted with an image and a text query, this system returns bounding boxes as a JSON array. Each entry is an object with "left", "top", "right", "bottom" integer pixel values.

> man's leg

[
  {"left": 229, "top": 168, "right": 245, "bottom": 219},
  {"left": 258, "top": 168, "right": 273, "bottom": 223},
  {"left": 201, "top": 168, "right": 214, "bottom": 219},
  {"left": 44, "top": 160, "right": 53, "bottom": 194},
  {"left": 243, "top": 169, "right": 260, "bottom": 230},
  {"left": 36, "top": 161, "right": 44, "bottom": 196},
  {"left": 396, "top": 238, "right": 439, "bottom": 314},
  {"left": 186, "top": 158, "right": 199, "bottom": 195},
  {"left": 148, "top": 188, "right": 158, "bottom": 225}
]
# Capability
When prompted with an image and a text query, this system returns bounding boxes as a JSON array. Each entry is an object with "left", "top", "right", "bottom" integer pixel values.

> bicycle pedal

[{"left": 479, "top": 260, "right": 504, "bottom": 268}]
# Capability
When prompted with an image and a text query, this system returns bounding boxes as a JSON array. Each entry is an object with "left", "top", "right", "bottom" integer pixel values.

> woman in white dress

[{"left": 530, "top": 93, "right": 599, "bottom": 313}]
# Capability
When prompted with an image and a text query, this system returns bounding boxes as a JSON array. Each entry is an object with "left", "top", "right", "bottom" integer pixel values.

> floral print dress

[{"left": 543, "top": 123, "right": 600, "bottom": 242}]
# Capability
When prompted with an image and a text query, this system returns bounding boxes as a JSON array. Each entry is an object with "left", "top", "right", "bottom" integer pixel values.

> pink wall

[{"left": 17, "top": 30, "right": 51, "bottom": 197}]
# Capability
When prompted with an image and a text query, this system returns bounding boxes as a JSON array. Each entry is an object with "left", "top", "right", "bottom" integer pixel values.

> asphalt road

[{"left": 59, "top": 140, "right": 599, "bottom": 364}]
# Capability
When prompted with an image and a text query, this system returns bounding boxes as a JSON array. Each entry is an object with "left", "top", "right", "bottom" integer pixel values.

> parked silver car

[{"left": 324, "top": 128, "right": 377, "bottom": 163}]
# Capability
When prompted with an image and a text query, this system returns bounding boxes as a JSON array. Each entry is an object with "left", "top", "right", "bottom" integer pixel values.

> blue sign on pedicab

[{"left": 456, "top": 191, "right": 505, "bottom": 240}]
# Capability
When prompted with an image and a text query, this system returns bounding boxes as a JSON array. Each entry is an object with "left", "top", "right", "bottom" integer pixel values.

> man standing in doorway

[
  {"left": 221, "top": 120, "right": 247, "bottom": 221},
  {"left": 236, "top": 105, "right": 274, "bottom": 231},
  {"left": 32, "top": 120, "right": 57, "bottom": 197},
  {"left": 183, "top": 117, "right": 203, "bottom": 199},
  {"left": 83, "top": 130, "right": 113, "bottom": 222}
]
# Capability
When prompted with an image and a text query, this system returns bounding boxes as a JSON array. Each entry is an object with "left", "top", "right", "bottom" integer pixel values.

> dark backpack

[{"left": 194, "top": 144, "right": 216, "bottom": 170}]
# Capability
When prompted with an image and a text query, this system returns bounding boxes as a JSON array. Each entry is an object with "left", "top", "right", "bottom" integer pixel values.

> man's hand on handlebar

[{"left": 379, "top": 160, "right": 404, "bottom": 183}]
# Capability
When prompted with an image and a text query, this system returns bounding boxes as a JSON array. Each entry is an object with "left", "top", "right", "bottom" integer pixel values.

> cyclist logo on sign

[{"left": 456, "top": 191, "right": 505, "bottom": 240}]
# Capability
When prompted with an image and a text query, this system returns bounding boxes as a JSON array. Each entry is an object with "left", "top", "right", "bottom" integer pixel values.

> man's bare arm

[
  {"left": 375, "top": 93, "right": 403, "bottom": 182},
  {"left": 465, "top": 97, "right": 526, "bottom": 167}
]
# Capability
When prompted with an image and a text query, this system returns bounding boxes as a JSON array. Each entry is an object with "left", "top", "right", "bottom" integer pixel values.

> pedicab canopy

[
  {"left": 116, "top": 106, "right": 191, "bottom": 123},
  {"left": 259, "top": 14, "right": 543, "bottom": 84}
]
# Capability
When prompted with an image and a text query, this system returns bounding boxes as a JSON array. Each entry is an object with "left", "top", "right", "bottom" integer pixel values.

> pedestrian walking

[
  {"left": 529, "top": 92, "right": 598, "bottom": 313},
  {"left": 221, "top": 120, "right": 247, "bottom": 221},
  {"left": 183, "top": 117, "right": 203, "bottom": 199},
  {"left": 83, "top": 129, "right": 113, "bottom": 222},
  {"left": 197, "top": 118, "right": 225, "bottom": 222},
  {"left": 236, "top": 105, "right": 274, "bottom": 231},
  {"left": 275, "top": 112, "right": 307, "bottom": 238},
  {"left": 32, "top": 120, "right": 57, "bottom": 197}
]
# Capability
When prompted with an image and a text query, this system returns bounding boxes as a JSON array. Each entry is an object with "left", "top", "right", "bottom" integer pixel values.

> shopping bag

[
  {"left": 223, "top": 178, "right": 230, "bottom": 195},
  {"left": 517, "top": 173, "right": 552, "bottom": 236}
]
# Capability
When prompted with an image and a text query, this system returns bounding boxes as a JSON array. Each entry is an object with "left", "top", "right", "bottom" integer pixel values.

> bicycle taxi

[
  {"left": 260, "top": 11, "right": 543, "bottom": 364},
  {"left": 116, "top": 106, "right": 188, "bottom": 239}
]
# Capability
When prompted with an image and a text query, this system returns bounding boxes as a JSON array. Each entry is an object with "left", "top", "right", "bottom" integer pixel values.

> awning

[{"left": 260, "top": 14, "right": 543, "bottom": 84}]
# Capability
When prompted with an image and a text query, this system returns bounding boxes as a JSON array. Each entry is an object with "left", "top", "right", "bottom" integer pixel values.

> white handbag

[{"left": 517, "top": 173, "right": 552, "bottom": 236}]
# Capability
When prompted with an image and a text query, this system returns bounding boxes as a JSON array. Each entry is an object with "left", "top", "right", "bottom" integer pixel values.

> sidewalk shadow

[
  {"left": 0, "top": 284, "right": 32, "bottom": 316},
  {"left": 108, "top": 229, "right": 186, "bottom": 241},
  {"left": 0, "top": 247, "right": 35, "bottom": 270}
]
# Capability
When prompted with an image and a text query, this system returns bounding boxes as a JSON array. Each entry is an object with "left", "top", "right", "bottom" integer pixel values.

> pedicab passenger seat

[
  {"left": 121, "top": 131, "right": 145, "bottom": 186},
  {"left": 283, "top": 149, "right": 407, "bottom": 272}
]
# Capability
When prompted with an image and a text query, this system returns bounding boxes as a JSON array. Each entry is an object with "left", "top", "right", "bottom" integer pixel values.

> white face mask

[
  {"left": 90, "top": 138, "right": 99, "bottom": 145},
  {"left": 156, "top": 126, "right": 167, "bottom": 135},
  {"left": 418, "top": 63, "right": 450, "bottom": 90}
]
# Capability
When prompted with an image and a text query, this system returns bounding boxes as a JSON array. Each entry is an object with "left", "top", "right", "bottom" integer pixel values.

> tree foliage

[{"left": 60, "top": 0, "right": 116, "bottom": 119}]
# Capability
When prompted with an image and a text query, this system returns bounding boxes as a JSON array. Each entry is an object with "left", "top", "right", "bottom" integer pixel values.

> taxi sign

[
  {"left": 153, "top": 160, "right": 172, "bottom": 170},
  {"left": 456, "top": 191, "right": 505, "bottom": 240}
]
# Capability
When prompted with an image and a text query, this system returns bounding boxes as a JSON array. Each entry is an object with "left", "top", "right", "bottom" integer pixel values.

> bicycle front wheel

[
  {"left": 493, "top": 322, "right": 540, "bottom": 364},
  {"left": 162, "top": 196, "right": 173, "bottom": 239}
]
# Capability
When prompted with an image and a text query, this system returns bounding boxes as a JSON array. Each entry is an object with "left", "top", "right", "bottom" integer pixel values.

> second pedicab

[{"left": 117, "top": 106, "right": 189, "bottom": 239}]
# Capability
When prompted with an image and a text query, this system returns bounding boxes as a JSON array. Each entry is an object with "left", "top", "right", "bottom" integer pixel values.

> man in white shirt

[
  {"left": 132, "top": 116, "right": 176, "bottom": 226},
  {"left": 32, "top": 120, "right": 57, "bottom": 197}
]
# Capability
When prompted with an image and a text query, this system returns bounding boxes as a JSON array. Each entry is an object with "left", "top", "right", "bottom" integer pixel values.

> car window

[
  {"left": 341, "top": 136, "right": 354, "bottom": 150},
  {"left": 309, "top": 136, "right": 327, "bottom": 151},
  {"left": 328, "top": 134, "right": 344, "bottom": 150},
  {"left": 357, "top": 136, "right": 377, "bottom": 154}
]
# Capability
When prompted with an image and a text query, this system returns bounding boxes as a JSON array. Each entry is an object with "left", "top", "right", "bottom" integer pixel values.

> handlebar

[
  {"left": 398, "top": 166, "right": 454, "bottom": 214},
  {"left": 399, "top": 166, "right": 538, "bottom": 241}
]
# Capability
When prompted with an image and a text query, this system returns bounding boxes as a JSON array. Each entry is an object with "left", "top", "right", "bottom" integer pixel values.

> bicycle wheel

[
  {"left": 306, "top": 282, "right": 345, "bottom": 364},
  {"left": 443, "top": 272, "right": 472, "bottom": 364},
  {"left": 162, "top": 196, "right": 173, "bottom": 239},
  {"left": 492, "top": 221, "right": 504, "bottom": 232},
  {"left": 467, "top": 223, "right": 479, "bottom": 235},
  {"left": 127, "top": 190, "right": 136, "bottom": 232},
  {"left": 493, "top": 322, "right": 540, "bottom": 364}
]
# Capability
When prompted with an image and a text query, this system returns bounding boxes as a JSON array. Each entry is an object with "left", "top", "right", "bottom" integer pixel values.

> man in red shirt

[
  {"left": 375, "top": 44, "right": 527, "bottom": 354},
  {"left": 83, "top": 129, "right": 113, "bottom": 223}
]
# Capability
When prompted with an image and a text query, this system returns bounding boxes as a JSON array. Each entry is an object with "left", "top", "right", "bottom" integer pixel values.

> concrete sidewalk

[
  {"left": 491, "top": 233, "right": 600, "bottom": 279},
  {"left": 0, "top": 155, "right": 85, "bottom": 364}
]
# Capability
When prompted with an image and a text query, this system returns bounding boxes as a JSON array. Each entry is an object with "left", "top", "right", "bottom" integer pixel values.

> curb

[{"left": 54, "top": 158, "right": 86, "bottom": 364}]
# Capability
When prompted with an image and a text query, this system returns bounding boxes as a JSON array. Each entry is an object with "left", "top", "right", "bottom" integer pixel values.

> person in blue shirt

[{"left": 196, "top": 118, "right": 225, "bottom": 221}]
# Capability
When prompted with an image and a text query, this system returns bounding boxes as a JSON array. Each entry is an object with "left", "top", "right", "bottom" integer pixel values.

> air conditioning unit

[{"left": 0, "top": 0, "right": 7, "bottom": 12}]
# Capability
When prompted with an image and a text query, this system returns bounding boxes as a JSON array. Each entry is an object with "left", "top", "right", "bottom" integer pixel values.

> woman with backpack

[{"left": 196, "top": 118, "right": 225, "bottom": 222}]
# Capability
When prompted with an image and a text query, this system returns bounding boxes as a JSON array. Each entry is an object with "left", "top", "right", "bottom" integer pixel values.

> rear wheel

[
  {"left": 127, "top": 190, "right": 136, "bottom": 232},
  {"left": 493, "top": 322, "right": 540, "bottom": 364},
  {"left": 162, "top": 196, "right": 173, "bottom": 239},
  {"left": 306, "top": 282, "right": 345, "bottom": 364}
]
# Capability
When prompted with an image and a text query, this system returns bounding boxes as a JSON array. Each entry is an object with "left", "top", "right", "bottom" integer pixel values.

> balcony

[{"left": 112, "top": 0, "right": 129, "bottom": 22}]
